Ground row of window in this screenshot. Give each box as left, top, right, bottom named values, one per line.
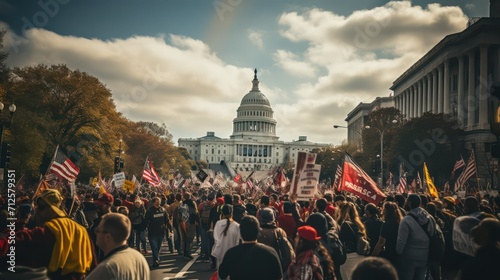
left=239, top=111, right=271, bottom=117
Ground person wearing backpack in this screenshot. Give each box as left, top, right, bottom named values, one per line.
left=396, top=194, right=440, bottom=280
left=199, top=193, right=216, bottom=262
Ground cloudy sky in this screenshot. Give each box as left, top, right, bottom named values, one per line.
left=0, top=0, right=490, bottom=145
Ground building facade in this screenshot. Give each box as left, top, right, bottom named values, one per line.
left=390, top=3, right=500, bottom=182
left=178, top=70, right=329, bottom=172
left=344, top=97, right=395, bottom=148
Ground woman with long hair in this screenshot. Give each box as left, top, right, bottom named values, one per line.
left=288, top=225, right=335, bottom=280
left=211, top=204, right=241, bottom=270
left=371, top=201, right=403, bottom=268
left=338, top=201, right=367, bottom=280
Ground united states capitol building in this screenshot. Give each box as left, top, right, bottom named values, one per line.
left=178, top=70, right=329, bottom=172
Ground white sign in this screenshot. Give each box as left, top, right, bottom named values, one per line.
left=452, top=215, right=479, bottom=256
left=295, top=164, right=321, bottom=201
left=113, top=172, right=126, bottom=188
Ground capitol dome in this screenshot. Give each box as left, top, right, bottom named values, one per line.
left=231, top=69, right=278, bottom=140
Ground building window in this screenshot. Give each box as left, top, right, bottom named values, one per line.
left=276, top=159, right=279, bottom=163
left=206, top=150, right=208, bottom=154
left=224, top=150, right=226, bottom=154
left=276, top=152, right=279, bottom=156
left=218, top=150, right=220, bottom=154
left=195, top=150, right=197, bottom=154
left=212, top=148, right=214, bottom=154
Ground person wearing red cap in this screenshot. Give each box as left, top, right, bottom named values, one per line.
left=288, top=225, right=335, bottom=280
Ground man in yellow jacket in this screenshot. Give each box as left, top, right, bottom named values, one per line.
left=0, top=189, right=95, bottom=279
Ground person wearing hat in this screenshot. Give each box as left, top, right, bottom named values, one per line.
left=218, top=215, right=283, bottom=280
left=211, top=204, right=240, bottom=270
left=287, top=225, right=335, bottom=280
left=0, top=189, right=94, bottom=279
left=89, top=192, right=115, bottom=261
left=257, top=207, right=295, bottom=273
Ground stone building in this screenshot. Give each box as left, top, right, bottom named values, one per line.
left=178, top=70, right=329, bottom=173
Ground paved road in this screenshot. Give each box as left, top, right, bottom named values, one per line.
left=143, top=242, right=215, bottom=280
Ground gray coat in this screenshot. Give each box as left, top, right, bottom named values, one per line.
left=396, top=207, right=437, bottom=263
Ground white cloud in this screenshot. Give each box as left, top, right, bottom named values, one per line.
left=273, top=50, right=316, bottom=78
left=0, top=1, right=470, bottom=146
left=247, top=30, right=264, bottom=49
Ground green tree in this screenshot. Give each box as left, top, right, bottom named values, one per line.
left=387, top=112, right=463, bottom=186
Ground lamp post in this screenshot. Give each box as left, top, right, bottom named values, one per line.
left=333, top=124, right=363, bottom=150
left=365, top=119, right=397, bottom=187
left=0, top=102, right=17, bottom=181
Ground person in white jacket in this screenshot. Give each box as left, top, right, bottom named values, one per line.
left=211, top=204, right=241, bottom=270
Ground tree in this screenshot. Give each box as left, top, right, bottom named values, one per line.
left=386, top=112, right=463, bottom=186
left=0, top=30, right=9, bottom=85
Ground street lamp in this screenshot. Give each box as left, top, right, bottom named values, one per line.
left=365, top=119, right=397, bottom=187
left=333, top=124, right=363, bottom=150
left=0, top=102, right=17, bottom=180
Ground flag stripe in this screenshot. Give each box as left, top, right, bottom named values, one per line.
left=142, top=160, right=161, bottom=186
left=49, top=150, right=80, bottom=182
left=454, top=151, right=476, bottom=191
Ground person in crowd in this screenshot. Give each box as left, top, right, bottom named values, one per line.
left=306, top=212, right=342, bottom=280
left=351, top=257, right=398, bottom=280
left=363, top=203, right=383, bottom=255
left=288, top=225, right=335, bottom=280
left=278, top=201, right=298, bottom=239
left=199, top=192, right=216, bottom=262
left=89, top=192, right=115, bottom=261
left=396, top=194, right=437, bottom=280
left=178, top=192, right=199, bottom=260
left=338, top=201, right=368, bottom=280
left=144, top=196, right=169, bottom=268
left=371, top=201, right=402, bottom=268
left=0, top=189, right=94, bottom=279
left=394, top=194, right=407, bottom=216
left=129, top=199, right=148, bottom=254
left=85, top=213, right=150, bottom=280
left=323, top=193, right=336, bottom=218
left=65, top=197, right=88, bottom=228
left=82, top=194, right=99, bottom=228
left=458, top=218, right=500, bottom=280
left=257, top=206, right=295, bottom=273
left=218, top=215, right=283, bottom=280
left=116, top=206, right=129, bottom=216
left=208, top=196, right=226, bottom=269
left=232, top=194, right=247, bottom=223
left=168, top=193, right=183, bottom=255
left=315, top=198, right=338, bottom=232
left=212, top=204, right=241, bottom=270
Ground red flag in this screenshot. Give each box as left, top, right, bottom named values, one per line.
left=142, top=159, right=161, bottom=187
left=341, top=154, right=386, bottom=205
left=234, top=173, right=243, bottom=183
left=273, top=167, right=284, bottom=187
left=49, top=148, right=80, bottom=182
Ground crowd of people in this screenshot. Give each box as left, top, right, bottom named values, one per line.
left=0, top=182, right=499, bottom=280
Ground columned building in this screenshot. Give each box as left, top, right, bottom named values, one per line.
left=344, top=97, right=394, bottom=148
left=178, top=70, right=329, bottom=172
left=389, top=1, right=500, bottom=183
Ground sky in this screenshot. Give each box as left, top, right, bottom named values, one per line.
left=0, top=0, right=491, bottom=146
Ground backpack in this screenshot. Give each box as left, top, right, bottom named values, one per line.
left=324, top=230, right=347, bottom=266
left=273, top=229, right=296, bottom=273
left=177, top=203, right=190, bottom=223
left=200, top=203, right=214, bottom=227
left=409, top=213, right=445, bottom=263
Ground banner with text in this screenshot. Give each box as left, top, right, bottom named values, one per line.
left=290, top=152, right=317, bottom=198
left=295, top=164, right=321, bottom=201
left=113, top=172, right=126, bottom=188
left=341, top=154, right=386, bottom=205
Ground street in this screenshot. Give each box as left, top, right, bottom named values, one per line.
left=144, top=242, right=215, bottom=280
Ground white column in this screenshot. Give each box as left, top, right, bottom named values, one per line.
left=479, top=45, right=489, bottom=127
left=427, top=74, right=433, bottom=113
left=457, top=55, right=465, bottom=127
left=467, top=51, right=476, bottom=128
left=443, top=60, right=450, bottom=114
left=422, top=78, right=427, bottom=113
left=438, top=64, right=444, bottom=113
left=418, top=80, right=423, bottom=117
left=433, top=70, right=439, bottom=113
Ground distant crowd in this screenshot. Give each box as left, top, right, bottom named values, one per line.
left=0, top=184, right=500, bottom=280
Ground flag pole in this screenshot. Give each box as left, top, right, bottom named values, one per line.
left=33, top=145, right=59, bottom=199
left=139, top=155, right=148, bottom=186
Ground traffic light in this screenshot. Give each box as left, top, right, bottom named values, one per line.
left=0, top=143, right=11, bottom=168
left=489, top=82, right=500, bottom=136
left=119, top=158, right=124, bottom=169
left=114, top=156, right=120, bottom=173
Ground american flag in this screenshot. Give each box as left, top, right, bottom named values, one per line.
left=246, top=177, right=254, bottom=189
left=332, top=164, right=343, bottom=191
left=450, top=156, right=466, bottom=179
left=49, top=148, right=80, bottom=182
left=142, top=159, right=161, bottom=187
left=397, top=176, right=407, bottom=194
left=454, top=150, right=476, bottom=192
